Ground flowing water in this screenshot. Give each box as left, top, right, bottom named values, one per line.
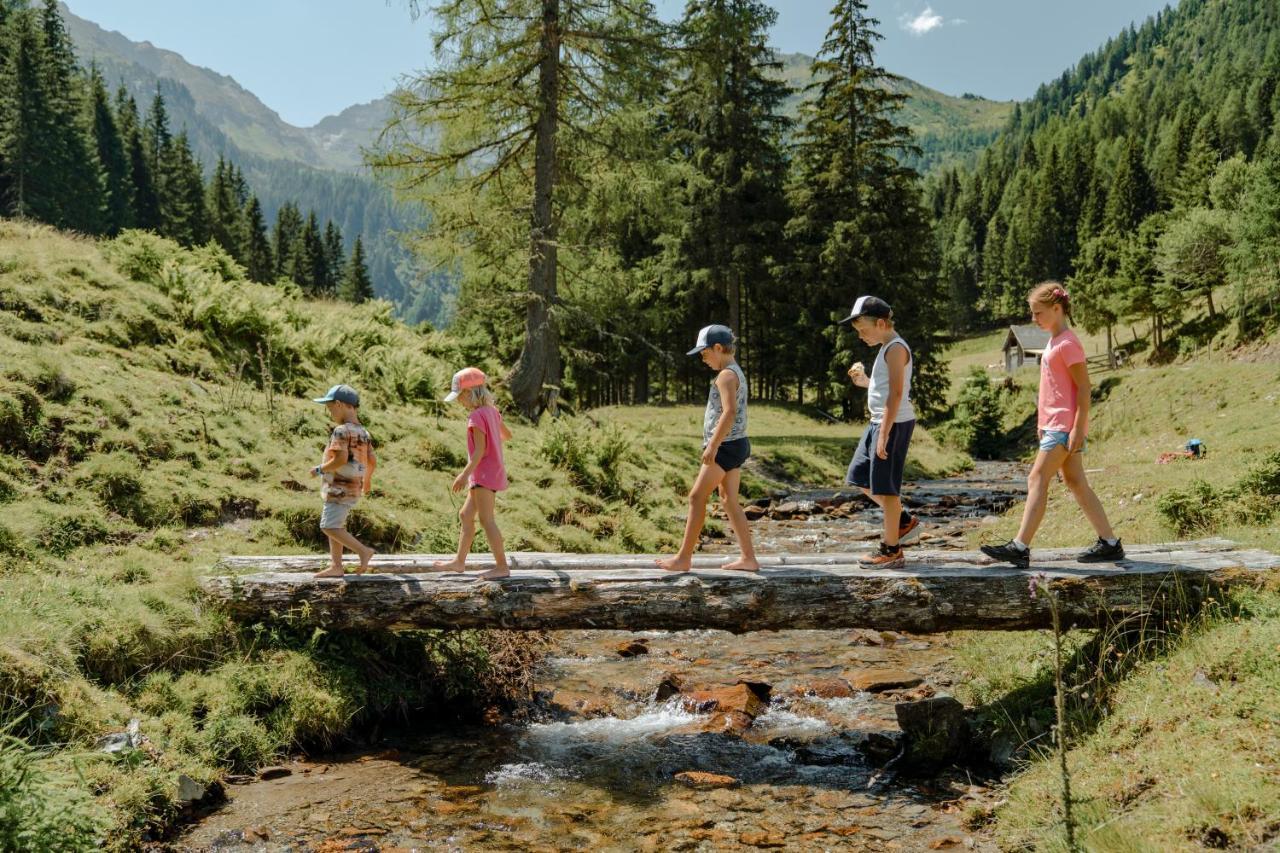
left=174, top=463, right=1024, bottom=852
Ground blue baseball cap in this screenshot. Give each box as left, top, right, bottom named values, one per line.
left=687, top=324, right=735, bottom=356
left=313, top=384, right=360, bottom=406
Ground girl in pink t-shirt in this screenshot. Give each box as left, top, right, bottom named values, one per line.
left=981, top=283, right=1124, bottom=568
left=432, top=367, right=513, bottom=579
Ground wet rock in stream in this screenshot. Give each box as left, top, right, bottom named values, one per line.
left=895, top=696, right=972, bottom=774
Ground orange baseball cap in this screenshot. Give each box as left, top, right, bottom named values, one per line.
left=443, top=367, right=486, bottom=401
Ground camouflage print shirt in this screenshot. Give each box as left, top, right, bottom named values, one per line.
left=321, top=423, right=374, bottom=504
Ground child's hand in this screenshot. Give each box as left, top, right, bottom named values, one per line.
left=875, top=433, right=890, bottom=460
left=451, top=472, right=469, bottom=493
left=309, top=465, right=321, bottom=478
left=848, top=362, right=868, bottom=387
left=1068, top=430, right=1085, bottom=453
left=701, top=444, right=717, bottom=466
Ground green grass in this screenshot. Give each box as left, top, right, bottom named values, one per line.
left=0, top=219, right=967, bottom=847
left=947, top=343, right=1280, bottom=850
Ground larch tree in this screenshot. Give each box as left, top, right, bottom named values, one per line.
left=373, top=0, right=667, bottom=418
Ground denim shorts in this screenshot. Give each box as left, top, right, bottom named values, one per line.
left=320, top=500, right=355, bottom=530
left=1039, top=430, right=1085, bottom=453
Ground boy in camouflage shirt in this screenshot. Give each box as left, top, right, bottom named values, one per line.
left=310, top=384, right=377, bottom=578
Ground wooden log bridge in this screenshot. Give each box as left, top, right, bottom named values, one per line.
left=199, top=540, right=1279, bottom=633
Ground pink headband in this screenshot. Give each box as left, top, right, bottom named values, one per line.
left=1053, top=287, right=1068, bottom=300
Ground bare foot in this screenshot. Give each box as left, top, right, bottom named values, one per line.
left=430, top=559, right=466, bottom=572
left=470, top=565, right=510, bottom=580
left=721, top=557, right=760, bottom=572
left=354, top=547, right=376, bottom=575
left=314, top=565, right=345, bottom=579
left=656, top=555, right=692, bottom=573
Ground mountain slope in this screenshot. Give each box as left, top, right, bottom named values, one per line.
left=60, top=4, right=451, bottom=326
left=775, top=52, right=1014, bottom=173
left=930, top=0, right=1280, bottom=332
left=62, top=4, right=360, bottom=171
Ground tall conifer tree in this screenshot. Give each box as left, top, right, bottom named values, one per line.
left=242, top=195, right=274, bottom=283
left=340, top=235, right=375, bottom=304
left=0, top=7, right=52, bottom=219
left=272, top=201, right=303, bottom=281
left=116, top=87, right=160, bottom=230
left=37, top=0, right=104, bottom=232
left=89, top=67, right=131, bottom=234
left=322, top=220, right=345, bottom=293
left=786, top=0, right=941, bottom=410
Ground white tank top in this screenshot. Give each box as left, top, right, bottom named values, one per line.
left=867, top=335, right=915, bottom=424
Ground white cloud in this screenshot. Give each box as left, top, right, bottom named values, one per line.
left=902, top=7, right=945, bottom=36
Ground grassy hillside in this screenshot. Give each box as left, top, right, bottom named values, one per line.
left=0, top=219, right=965, bottom=847
left=946, top=342, right=1280, bottom=849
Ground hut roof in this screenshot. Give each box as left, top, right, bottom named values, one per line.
left=1004, top=324, right=1051, bottom=353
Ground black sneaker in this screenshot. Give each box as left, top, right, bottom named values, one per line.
left=980, top=540, right=1030, bottom=569
left=1078, top=538, right=1125, bottom=563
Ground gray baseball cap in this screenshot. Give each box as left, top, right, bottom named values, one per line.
left=313, top=384, right=360, bottom=406
left=687, top=324, right=735, bottom=356
left=837, top=295, right=892, bottom=324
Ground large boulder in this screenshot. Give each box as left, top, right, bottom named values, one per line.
left=681, top=681, right=771, bottom=718
left=670, top=681, right=773, bottom=736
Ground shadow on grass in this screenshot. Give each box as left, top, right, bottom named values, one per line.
left=968, top=572, right=1261, bottom=765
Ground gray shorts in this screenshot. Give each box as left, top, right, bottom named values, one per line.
left=320, top=501, right=355, bottom=530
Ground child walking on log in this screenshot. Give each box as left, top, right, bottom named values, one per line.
left=843, top=296, right=920, bottom=569
left=657, top=324, right=759, bottom=573
left=981, top=282, right=1124, bottom=568
left=310, top=384, right=377, bottom=579
left=432, top=368, right=513, bottom=579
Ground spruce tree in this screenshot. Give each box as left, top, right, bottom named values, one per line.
left=89, top=66, right=132, bottom=234
left=37, top=0, right=105, bottom=232
left=339, top=235, right=375, bottom=304
left=117, top=88, right=161, bottom=231
left=206, top=155, right=244, bottom=259
left=322, top=220, right=345, bottom=293
left=143, top=90, right=173, bottom=225
left=1105, top=138, right=1157, bottom=235
left=0, top=7, right=52, bottom=219
left=785, top=0, right=941, bottom=410
left=159, top=131, right=208, bottom=246
left=292, top=211, right=326, bottom=293
left=665, top=0, right=790, bottom=384
left=242, top=195, right=274, bottom=283
left=1173, top=119, right=1220, bottom=211
left=272, top=201, right=303, bottom=281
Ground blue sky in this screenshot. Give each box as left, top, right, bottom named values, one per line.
left=64, top=0, right=1172, bottom=127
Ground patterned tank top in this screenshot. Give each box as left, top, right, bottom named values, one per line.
left=703, top=361, right=749, bottom=447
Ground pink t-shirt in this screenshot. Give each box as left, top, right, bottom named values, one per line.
left=467, top=405, right=508, bottom=491
left=1038, top=328, right=1086, bottom=431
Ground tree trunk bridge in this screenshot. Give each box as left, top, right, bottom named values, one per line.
left=199, top=540, right=1278, bottom=633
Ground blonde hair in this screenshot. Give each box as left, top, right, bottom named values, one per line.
left=1029, top=281, right=1071, bottom=318
left=463, top=385, right=495, bottom=408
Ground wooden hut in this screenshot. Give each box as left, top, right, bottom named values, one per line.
left=1002, top=324, right=1051, bottom=372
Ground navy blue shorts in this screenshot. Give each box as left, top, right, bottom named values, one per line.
left=846, top=420, right=915, bottom=497
left=712, top=437, right=751, bottom=472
